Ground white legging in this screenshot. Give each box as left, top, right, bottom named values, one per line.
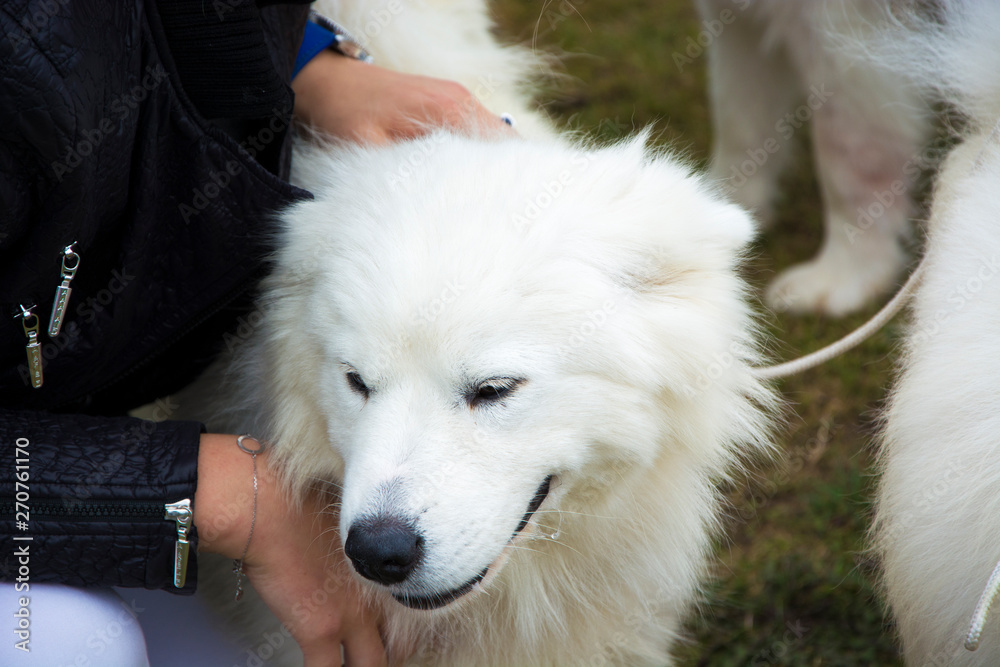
left=0, top=583, right=149, bottom=666
left=0, top=582, right=257, bottom=666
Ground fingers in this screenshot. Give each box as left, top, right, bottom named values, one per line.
left=339, top=572, right=388, bottom=667
left=296, top=603, right=386, bottom=667
left=342, top=618, right=388, bottom=667
left=300, top=637, right=347, bottom=667
left=300, top=635, right=386, bottom=667
left=365, top=73, right=516, bottom=142
left=292, top=53, right=516, bottom=144
left=245, top=486, right=388, bottom=667
left=416, top=79, right=518, bottom=140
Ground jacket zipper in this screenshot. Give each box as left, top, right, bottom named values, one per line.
left=0, top=497, right=193, bottom=588
left=163, top=499, right=193, bottom=587
left=47, top=242, right=81, bottom=337
left=7, top=243, right=81, bottom=390
left=14, top=305, right=43, bottom=389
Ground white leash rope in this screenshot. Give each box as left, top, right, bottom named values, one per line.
left=966, top=558, right=1000, bottom=651
left=753, top=258, right=926, bottom=380
left=756, top=121, right=1000, bottom=381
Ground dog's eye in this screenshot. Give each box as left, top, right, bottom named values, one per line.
left=469, top=378, right=522, bottom=407
left=346, top=370, right=370, bottom=398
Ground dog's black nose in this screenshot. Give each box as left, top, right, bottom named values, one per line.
left=345, top=517, right=423, bottom=585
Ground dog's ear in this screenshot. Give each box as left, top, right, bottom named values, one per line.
left=570, top=143, right=759, bottom=293
left=544, top=149, right=770, bottom=449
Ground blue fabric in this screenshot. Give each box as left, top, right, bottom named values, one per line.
left=293, top=21, right=337, bottom=79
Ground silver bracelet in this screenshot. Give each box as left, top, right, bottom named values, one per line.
left=232, top=434, right=266, bottom=602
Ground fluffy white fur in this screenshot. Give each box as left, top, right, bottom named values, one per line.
left=206, top=132, right=776, bottom=666
left=874, top=1, right=1000, bottom=663
left=186, top=2, right=778, bottom=665
left=697, top=0, right=930, bottom=316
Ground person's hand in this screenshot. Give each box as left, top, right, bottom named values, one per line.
left=195, top=434, right=386, bottom=667
left=292, top=50, right=513, bottom=143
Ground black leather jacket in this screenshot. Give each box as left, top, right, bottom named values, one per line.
left=0, top=0, right=310, bottom=593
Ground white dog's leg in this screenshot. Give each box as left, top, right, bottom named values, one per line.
left=698, top=0, right=801, bottom=225
left=764, top=2, right=929, bottom=316
left=765, top=97, right=921, bottom=315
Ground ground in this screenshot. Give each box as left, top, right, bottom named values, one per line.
left=493, top=1, right=914, bottom=664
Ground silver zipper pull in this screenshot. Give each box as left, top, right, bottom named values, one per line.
left=48, top=242, right=80, bottom=336
left=17, top=305, right=43, bottom=389
left=164, top=499, right=193, bottom=588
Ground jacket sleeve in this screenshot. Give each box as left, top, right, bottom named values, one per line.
left=0, top=409, right=203, bottom=594
left=0, top=0, right=308, bottom=596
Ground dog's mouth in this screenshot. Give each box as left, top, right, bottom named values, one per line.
left=513, top=474, right=553, bottom=536
left=391, top=474, right=554, bottom=610
left=391, top=565, right=489, bottom=610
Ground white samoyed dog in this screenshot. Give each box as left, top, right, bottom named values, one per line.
left=696, top=0, right=930, bottom=316
left=875, top=1, right=1000, bottom=664
left=227, top=134, right=775, bottom=666
left=189, top=1, right=777, bottom=665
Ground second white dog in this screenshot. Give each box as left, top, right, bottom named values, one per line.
left=875, top=1, right=1000, bottom=663
left=697, top=0, right=930, bottom=316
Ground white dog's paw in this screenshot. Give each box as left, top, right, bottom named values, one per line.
left=766, top=244, right=907, bottom=317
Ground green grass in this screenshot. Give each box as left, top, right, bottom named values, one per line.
left=493, top=2, right=907, bottom=664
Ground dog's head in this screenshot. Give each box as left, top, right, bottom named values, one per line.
left=258, top=133, right=772, bottom=610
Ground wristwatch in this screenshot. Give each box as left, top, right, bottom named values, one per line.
left=293, top=11, right=374, bottom=79
left=308, top=11, right=374, bottom=64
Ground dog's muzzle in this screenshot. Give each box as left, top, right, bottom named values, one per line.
left=349, top=475, right=554, bottom=610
